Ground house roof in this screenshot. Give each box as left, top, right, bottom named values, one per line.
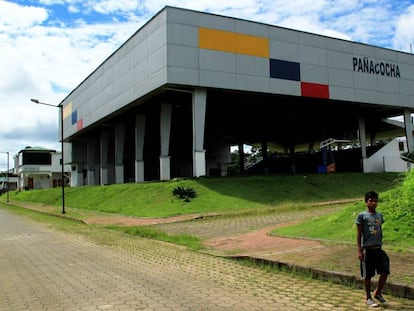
left=18, top=146, right=57, bottom=153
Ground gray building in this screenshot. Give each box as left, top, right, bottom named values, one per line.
left=60, top=6, right=414, bottom=186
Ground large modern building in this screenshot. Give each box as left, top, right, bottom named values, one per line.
left=60, top=6, right=414, bottom=186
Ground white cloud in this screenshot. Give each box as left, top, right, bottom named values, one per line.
left=0, top=1, right=144, bottom=170
left=0, top=1, right=48, bottom=32
left=393, top=4, right=414, bottom=53
left=89, top=0, right=141, bottom=15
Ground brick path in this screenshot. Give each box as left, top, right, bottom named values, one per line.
left=1, top=206, right=413, bottom=310
left=153, top=208, right=414, bottom=296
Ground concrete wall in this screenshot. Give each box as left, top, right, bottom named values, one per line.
left=61, top=9, right=169, bottom=139
left=165, top=7, right=414, bottom=106
left=363, top=138, right=410, bottom=173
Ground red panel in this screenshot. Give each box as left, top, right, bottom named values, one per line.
left=77, top=119, right=83, bottom=131
left=301, top=82, right=329, bottom=99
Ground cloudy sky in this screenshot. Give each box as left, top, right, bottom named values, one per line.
left=1, top=0, right=414, bottom=170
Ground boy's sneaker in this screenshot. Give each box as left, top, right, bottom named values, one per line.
left=366, top=298, right=379, bottom=308
left=374, top=294, right=386, bottom=304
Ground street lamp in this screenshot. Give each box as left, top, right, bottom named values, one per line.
left=31, top=98, right=65, bottom=214
left=0, top=151, right=9, bottom=203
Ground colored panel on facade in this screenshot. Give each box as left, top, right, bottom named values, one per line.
left=77, top=119, right=83, bottom=131
left=71, top=111, right=77, bottom=125
left=235, top=33, right=269, bottom=58
left=269, top=59, right=301, bottom=81
left=301, top=82, right=330, bottom=99
left=198, top=28, right=269, bottom=58
left=199, top=28, right=235, bottom=53
left=63, top=101, right=72, bottom=119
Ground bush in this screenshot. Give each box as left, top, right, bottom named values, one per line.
left=172, top=186, right=197, bottom=202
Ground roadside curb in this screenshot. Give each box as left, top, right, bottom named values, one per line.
left=230, top=255, right=414, bottom=299
left=3, top=202, right=87, bottom=224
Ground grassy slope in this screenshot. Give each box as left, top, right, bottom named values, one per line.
left=8, top=173, right=401, bottom=217
left=273, top=173, right=414, bottom=251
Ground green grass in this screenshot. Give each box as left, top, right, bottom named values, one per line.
left=272, top=203, right=360, bottom=242
left=7, top=173, right=401, bottom=217
left=105, top=225, right=203, bottom=251
left=272, top=172, right=414, bottom=252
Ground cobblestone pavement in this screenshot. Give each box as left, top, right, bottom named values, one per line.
left=1, top=208, right=414, bottom=310
left=153, top=208, right=414, bottom=296
left=151, top=207, right=344, bottom=239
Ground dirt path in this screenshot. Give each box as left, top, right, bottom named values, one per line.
left=204, top=225, right=323, bottom=257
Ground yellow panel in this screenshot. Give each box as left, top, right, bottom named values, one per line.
left=199, top=28, right=236, bottom=53
left=235, top=33, right=269, bottom=58
left=63, top=102, right=72, bottom=119
left=199, top=27, right=269, bottom=58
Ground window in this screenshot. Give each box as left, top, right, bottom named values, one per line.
left=399, top=141, right=404, bottom=151
left=22, top=152, right=52, bottom=165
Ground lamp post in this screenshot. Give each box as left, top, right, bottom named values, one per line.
left=0, top=151, right=9, bottom=203
left=31, top=98, right=65, bottom=214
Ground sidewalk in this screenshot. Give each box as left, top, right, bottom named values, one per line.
left=7, top=200, right=414, bottom=300
left=205, top=226, right=414, bottom=300
left=144, top=207, right=414, bottom=300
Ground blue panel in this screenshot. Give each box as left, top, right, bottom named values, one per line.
left=269, top=59, right=301, bottom=81
left=71, top=111, right=77, bottom=125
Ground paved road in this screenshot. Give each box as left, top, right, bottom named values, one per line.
left=0, top=208, right=412, bottom=311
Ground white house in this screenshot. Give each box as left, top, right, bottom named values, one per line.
left=15, top=147, right=71, bottom=190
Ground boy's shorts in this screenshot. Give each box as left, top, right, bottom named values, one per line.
left=360, top=248, right=390, bottom=279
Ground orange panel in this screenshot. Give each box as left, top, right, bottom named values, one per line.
left=199, top=28, right=269, bottom=58
left=199, top=28, right=236, bottom=53
left=235, top=33, right=269, bottom=58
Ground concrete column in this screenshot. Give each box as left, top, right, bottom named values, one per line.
left=70, top=141, right=87, bottom=186
left=359, top=116, right=368, bottom=172
left=358, top=116, right=367, bottom=158
left=192, top=88, right=207, bottom=177
left=238, top=143, right=245, bottom=172
left=369, top=132, right=376, bottom=146
left=77, top=165, right=84, bottom=187
left=219, top=163, right=227, bottom=176
left=403, top=108, right=414, bottom=153
left=70, top=164, right=82, bottom=187
left=87, top=138, right=96, bottom=186
left=135, top=114, right=146, bottom=182
left=160, top=156, right=171, bottom=181
left=115, top=123, right=125, bottom=184
left=160, top=104, right=172, bottom=180
left=100, top=131, right=110, bottom=185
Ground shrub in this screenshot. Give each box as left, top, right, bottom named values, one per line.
left=172, top=186, right=197, bottom=202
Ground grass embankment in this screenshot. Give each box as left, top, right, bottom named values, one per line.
left=272, top=171, right=414, bottom=252
left=8, top=173, right=400, bottom=217
left=2, top=172, right=411, bottom=251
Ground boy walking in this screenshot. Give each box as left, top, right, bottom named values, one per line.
left=356, top=191, right=390, bottom=307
